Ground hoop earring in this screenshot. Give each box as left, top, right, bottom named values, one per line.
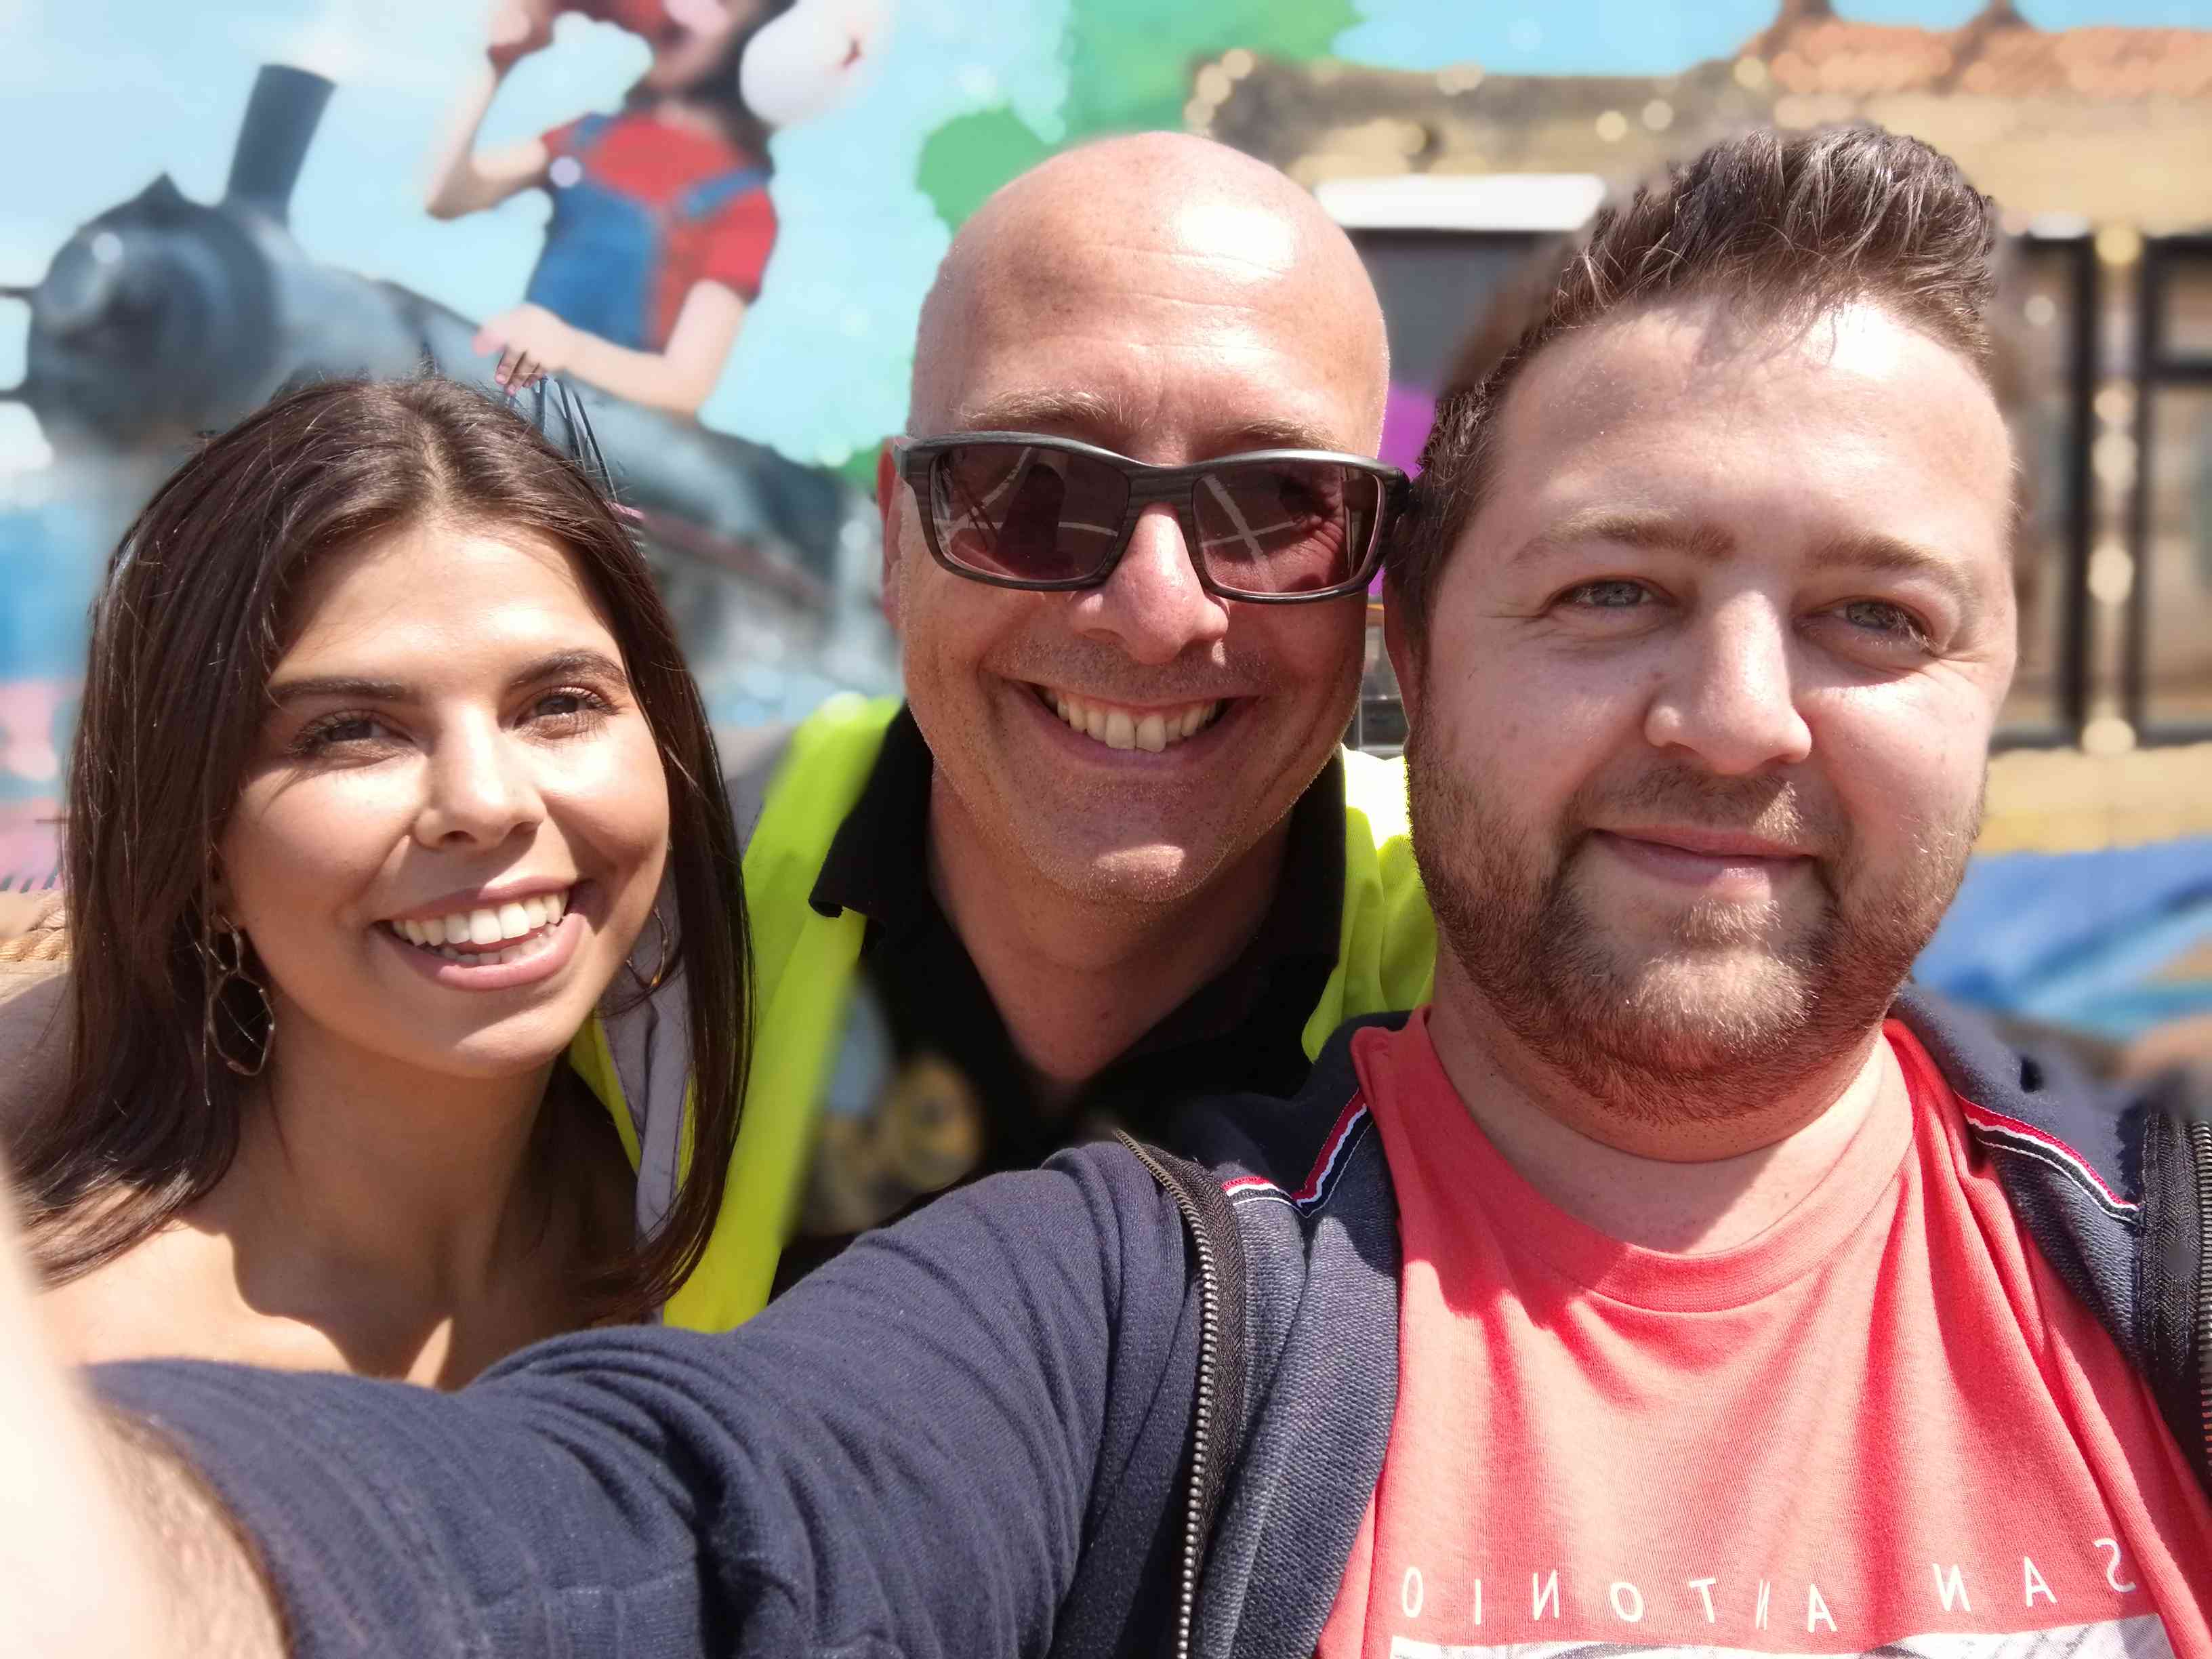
left=639, top=901, right=675, bottom=994
left=204, top=923, right=274, bottom=1078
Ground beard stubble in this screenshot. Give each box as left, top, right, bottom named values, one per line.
left=1405, top=724, right=1978, bottom=1128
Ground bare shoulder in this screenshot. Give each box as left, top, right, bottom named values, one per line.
left=40, top=1225, right=337, bottom=1373
left=39, top=1227, right=229, bottom=1368
left=43, top=1185, right=373, bottom=1374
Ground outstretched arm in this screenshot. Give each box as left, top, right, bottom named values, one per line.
left=88, top=1150, right=1199, bottom=1655
left=0, top=1174, right=279, bottom=1657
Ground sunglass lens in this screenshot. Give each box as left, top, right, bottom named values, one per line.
left=929, top=443, right=1128, bottom=583
left=1192, top=462, right=1380, bottom=596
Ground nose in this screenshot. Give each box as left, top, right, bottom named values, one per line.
left=1642, top=595, right=1813, bottom=775
left=410, top=716, right=544, bottom=851
left=1068, top=504, right=1231, bottom=665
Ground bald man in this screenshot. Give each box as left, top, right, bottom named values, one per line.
left=653, top=131, right=1432, bottom=1315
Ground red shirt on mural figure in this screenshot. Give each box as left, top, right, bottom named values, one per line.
left=1319, top=1013, right=2212, bottom=1658
left=535, top=110, right=778, bottom=349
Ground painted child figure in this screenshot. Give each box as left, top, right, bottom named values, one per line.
left=426, top=0, right=885, bottom=416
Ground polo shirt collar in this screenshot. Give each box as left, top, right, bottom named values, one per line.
left=807, top=703, right=1345, bottom=975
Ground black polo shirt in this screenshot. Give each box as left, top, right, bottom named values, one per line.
left=773, top=706, right=1343, bottom=1288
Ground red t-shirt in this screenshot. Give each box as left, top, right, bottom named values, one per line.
left=1318, top=1012, right=2212, bottom=1657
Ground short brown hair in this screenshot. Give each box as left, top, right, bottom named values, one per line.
left=1389, top=125, right=2001, bottom=641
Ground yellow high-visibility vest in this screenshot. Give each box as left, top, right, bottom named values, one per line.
left=574, top=694, right=1435, bottom=1330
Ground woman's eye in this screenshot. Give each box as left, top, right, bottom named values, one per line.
left=1564, top=579, right=1650, bottom=609
left=528, top=687, right=611, bottom=729
left=293, top=714, right=393, bottom=754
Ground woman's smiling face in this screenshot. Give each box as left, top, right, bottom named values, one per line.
left=219, top=519, right=670, bottom=1084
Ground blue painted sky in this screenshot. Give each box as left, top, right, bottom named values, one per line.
left=1, top=0, right=2207, bottom=475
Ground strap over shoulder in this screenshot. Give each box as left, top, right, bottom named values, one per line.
left=1117, top=1132, right=1250, bottom=1652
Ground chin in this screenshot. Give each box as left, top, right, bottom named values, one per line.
left=1599, top=956, right=1816, bottom=1052
left=423, top=1045, right=577, bottom=1085
left=411, top=1017, right=594, bottom=1082
left=1048, top=840, right=1220, bottom=907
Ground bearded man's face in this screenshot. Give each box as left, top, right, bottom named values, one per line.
left=1391, top=297, right=2018, bottom=1122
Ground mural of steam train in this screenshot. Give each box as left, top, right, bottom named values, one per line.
left=1, top=63, right=895, bottom=712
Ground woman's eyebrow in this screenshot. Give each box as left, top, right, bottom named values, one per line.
left=265, top=651, right=629, bottom=708
left=265, top=675, right=409, bottom=708
left=512, top=649, right=630, bottom=689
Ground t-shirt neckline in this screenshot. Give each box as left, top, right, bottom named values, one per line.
left=1358, top=1010, right=1921, bottom=1314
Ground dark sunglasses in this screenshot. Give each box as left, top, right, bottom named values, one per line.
left=892, top=432, right=1408, bottom=603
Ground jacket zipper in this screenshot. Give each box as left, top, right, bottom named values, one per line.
left=2192, top=1120, right=2212, bottom=1479
left=1120, top=1137, right=1225, bottom=1659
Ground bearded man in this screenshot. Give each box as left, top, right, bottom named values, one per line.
left=0, top=125, right=2204, bottom=1659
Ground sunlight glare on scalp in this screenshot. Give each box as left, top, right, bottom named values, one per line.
left=1168, top=199, right=1300, bottom=281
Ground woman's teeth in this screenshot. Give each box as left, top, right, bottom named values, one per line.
left=386, top=889, right=569, bottom=964
left=1044, top=691, right=1223, bottom=752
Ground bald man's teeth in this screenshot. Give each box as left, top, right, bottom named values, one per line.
left=1046, top=691, right=1221, bottom=752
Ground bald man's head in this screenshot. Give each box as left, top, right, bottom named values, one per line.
left=910, top=133, right=1388, bottom=441
left=878, top=133, right=1390, bottom=923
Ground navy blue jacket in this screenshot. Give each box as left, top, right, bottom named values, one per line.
left=98, top=992, right=2210, bottom=1657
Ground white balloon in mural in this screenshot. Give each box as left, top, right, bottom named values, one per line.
left=740, top=0, right=894, bottom=131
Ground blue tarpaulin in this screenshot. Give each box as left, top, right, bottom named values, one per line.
left=1914, top=837, right=2212, bottom=1040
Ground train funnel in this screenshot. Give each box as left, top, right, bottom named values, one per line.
left=223, top=65, right=335, bottom=226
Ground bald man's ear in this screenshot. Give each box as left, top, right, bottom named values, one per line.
left=876, top=440, right=906, bottom=632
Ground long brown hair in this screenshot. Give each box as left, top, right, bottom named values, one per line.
left=14, top=375, right=751, bottom=1313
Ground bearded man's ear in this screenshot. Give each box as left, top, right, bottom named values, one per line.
left=1382, top=581, right=1422, bottom=731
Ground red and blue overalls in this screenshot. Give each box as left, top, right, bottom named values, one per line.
left=526, top=110, right=777, bottom=353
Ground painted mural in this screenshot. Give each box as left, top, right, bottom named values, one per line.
left=2, top=0, right=2209, bottom=1044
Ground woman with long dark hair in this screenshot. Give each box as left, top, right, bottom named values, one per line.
left=12, top=375, right=748, bottom=1383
